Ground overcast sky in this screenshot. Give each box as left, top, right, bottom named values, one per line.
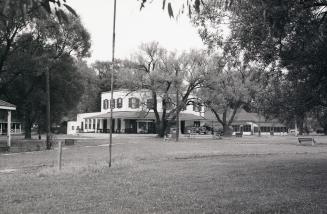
left=68, top=0, right=204, bottom=63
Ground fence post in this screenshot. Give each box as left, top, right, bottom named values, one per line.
left=58, top=141, right=62, bottom=170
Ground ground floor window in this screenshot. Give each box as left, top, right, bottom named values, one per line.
left=194, top=121, right=200, bottom=127
left=232, top=125, right=240, bottom=132
left=243, top=125, right=251, bottom=132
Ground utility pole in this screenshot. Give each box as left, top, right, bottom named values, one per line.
left=109, top=0, right=117, bottom=167
left=45, top=68, right=51, bottom=149
left=175, top=68, right=179, bottom=142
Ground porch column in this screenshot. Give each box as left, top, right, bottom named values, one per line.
left=0, top=123, right=2, bottom=135
left=7, top=110, right=11, bottom=147
left=121, top=119, right=125, bottom=133
left=95, top=118, right=98, bottom=133
left=99, top=119, right=103, bottom=132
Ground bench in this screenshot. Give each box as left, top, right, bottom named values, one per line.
left=298, top=137, right=316, bottom=146
left=64, top=139, right=76, bottom=146
left=235, top=132, right=243, bottom=137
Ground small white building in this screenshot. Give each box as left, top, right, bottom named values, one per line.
left=67, top=89, right=206, bottom=135
left=205, top=109, right=287, bottom=136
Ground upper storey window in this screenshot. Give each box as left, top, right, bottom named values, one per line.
left=128, top=97, right=140, bottom=109
left=193, top=103, right=202, bottom=112
left=146, top=99, right=154, bottom=109
left=117, top=98, right=123, bottom=108
left=110, top=99, right=115, bottom=109
left=103, top=99, right=109, bottom=109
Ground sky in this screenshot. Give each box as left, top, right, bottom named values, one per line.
left=68, top=0, right=205, bottom=63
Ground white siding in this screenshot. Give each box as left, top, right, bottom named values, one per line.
left=101, top=89, right=205, bottom=116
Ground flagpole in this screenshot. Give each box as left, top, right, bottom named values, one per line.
left=109, top=0, right=117, bottom=167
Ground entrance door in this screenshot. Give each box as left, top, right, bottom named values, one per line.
left=103, top=119, right=107, bottom=133
left=111, top=119, right=115, bottom=133
left=148, top=121, right=156, bottom=134
left=125, top=120, right=137, bottom=133
left=117, top=119, right=121, bottom=133
left=181, top=120, right=185, bottom=134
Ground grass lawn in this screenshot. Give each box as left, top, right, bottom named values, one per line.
left=0, top=135, right=327, bottom=213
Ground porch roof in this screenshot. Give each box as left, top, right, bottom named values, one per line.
left=0, top=100, right=16, bottom=111
left=85, top=111, right=206, bottom=121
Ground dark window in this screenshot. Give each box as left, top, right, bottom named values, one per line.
left=232, top=125, right=239, bottom=132
left=93, top=119, right=95, bottom=129
left=110, top=99, right=115, bottom=109
left=262, top=126, right=268, bottom=132
left=128, top=97, right=140, bottom=109
left=194, top=121, right=200, bottom=127
left=193, top=102, right=202, bottom=112
left=72, top=126, right=74, bottom=130
left=85, top=120, right=87, bottom=129
left=117, top=98, right=123, bottom=108
left=147, top=99, right=154, bottom=109
left=243, top=125, right=251, bottom=132
left=89, top=119, right=91, bottom=129
left=103, top=99, right=109, bottom=109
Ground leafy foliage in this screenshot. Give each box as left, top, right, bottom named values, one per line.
left=0, top=6, right=91, bottom=138
left=200, top=47, right=262, bottom=135
left=120, top=41, right=208, bottom=137
left=1, top=0, right=78, bottom=23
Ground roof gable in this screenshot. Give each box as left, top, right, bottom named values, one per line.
left=0, top=100, right=16, bottom=110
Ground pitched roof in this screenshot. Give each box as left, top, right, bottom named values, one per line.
left=204, top=108, right=284, bottom=126
left=0, top=100, right=16, bottom=110
left=85, top=111, right=206, bottom=121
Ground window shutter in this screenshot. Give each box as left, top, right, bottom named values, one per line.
left=147, top=99, right=153, bottom=109
left=104, top=99, right=109, bottom=109
left=128, top=98, right=132, bottom=108
left=135, top=98, right=140, bottom=108
left=117, top=98, right=122, bottom=108
left=111, top=99, right=115, bottom=109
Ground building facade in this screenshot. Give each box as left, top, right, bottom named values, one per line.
left=204, top=109, right=287, bottom=136
left=67, top=89, right=206, bottom=135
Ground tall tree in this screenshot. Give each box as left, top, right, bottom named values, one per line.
left=193, top=0, right=327, bottom=106
left=201, top=48, right=262, bottom=136
left=3, top=33, right=86, bottom=138
left=1, top=12, right=90, bottom=139
left=121, top=42, right=208, bottom=137
left=72, top=60, right=101, bottom=114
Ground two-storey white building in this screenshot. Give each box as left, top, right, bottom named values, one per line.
left=67, top=89, right=205, bottom=135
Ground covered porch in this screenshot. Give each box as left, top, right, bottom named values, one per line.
left=0, top=100, right=17, bottom=147
left=83, top=111, right=206, bottom=134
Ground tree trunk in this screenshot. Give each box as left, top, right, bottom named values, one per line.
left=157, top=120, right=168, bottom=138
left=223, top=124, right=232, bottom=136
left=24, top=107, right=32, bottom=139
left=297, top=115, right=304, bottom=135
left=24, top=121, right=32, bottom=139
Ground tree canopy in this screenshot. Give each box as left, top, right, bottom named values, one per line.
left=0, top=3, right=91, bottom=138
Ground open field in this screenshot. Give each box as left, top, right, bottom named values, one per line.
left=1, top=135, right=327, bottom=213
